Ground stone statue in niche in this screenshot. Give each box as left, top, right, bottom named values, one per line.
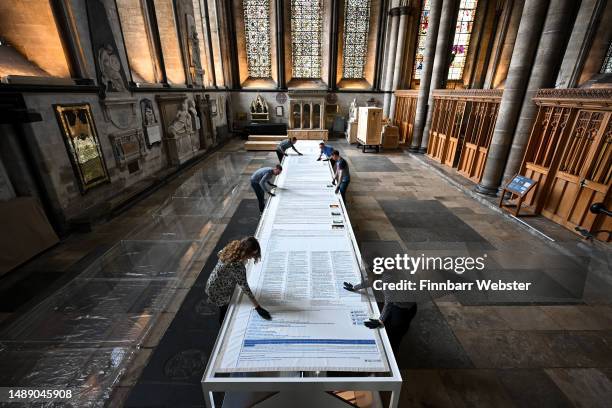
left=98, top=44, right=126, bottom=92
left=140, top=99, right=161, bottom=147
left=250, top=94, right=269, bottom=122
left=143, top=101, right=157, bottom=127
left=186, top=16, right=204, bottom=85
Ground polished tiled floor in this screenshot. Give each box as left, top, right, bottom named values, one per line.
left=0, top=138, right=611, bottom=407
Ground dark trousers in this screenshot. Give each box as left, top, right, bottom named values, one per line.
left=338, top=180, right=350, bottom=202
left=276, top=149, right=284, bottom=163
left=251, top=181, right=265, bottom=212
left=219, top=304, right=228, bottom=325
left=385, top=303, right=418, bottom=356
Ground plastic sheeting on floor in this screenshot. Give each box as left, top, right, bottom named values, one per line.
left=0, top=153, right=253, bottom=407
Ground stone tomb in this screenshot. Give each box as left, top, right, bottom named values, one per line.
left=156, top=94, right=202, bottom=166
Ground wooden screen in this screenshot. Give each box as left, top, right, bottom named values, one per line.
left=393, top=90, right=418, bottom=145
left=457, top=100, right=499, bottom=181
left=426, top=90, right=502, bottom=182
left=520, top=89, right=612, bottom=241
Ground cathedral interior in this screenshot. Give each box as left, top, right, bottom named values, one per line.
left=0, top=0, right=611, bottom=407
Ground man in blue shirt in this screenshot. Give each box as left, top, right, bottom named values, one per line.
left=276, top=137, right=303, bottom=162
left=331, top=150, right=350, bottom=202
left=317, top=142, right=336, bottom=169
left=250, top=164, right=282, bottom=213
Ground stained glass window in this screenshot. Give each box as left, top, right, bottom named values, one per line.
left=600, top=41, right=612, bottom=74
left=243, top=0, right=272, bottom=78
left=413, top=0, right=430, bottom=80
left=448, top=0, right=478, bottom=80
left=291, top=0, right=323, bottom=78
left=342, top=0, right=371, bottom=79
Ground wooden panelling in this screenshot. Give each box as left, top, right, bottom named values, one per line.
left=393, top=90, right=418, bottom=145
left=519, top=88, right=612, bottom=242
left=425, top=90, right=502, bottom=182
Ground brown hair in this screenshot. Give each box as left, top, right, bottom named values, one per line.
left=218, top=236, right=261, bottom=263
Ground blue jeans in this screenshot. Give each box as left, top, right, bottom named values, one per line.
left=251, top=181, right=265, bottom=212
left=338, top=179, right=350, bottom=202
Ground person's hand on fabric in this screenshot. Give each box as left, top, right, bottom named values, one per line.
left=364, top=318, right=383, bottom=329
left=331, top=179, right=337, bottom=185
left=256, top=306, right=272, bottom=320
left=343, top=282, right=355, bottom=292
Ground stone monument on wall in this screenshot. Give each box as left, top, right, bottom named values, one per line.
left=156, top=95, right=202, bottom=166
left=86, top=0, right=138, bottom=131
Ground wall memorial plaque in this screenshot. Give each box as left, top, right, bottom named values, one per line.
left=54, top=104, right=110, bottom=193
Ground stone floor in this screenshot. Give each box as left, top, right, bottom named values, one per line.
left=0, top=137, right=610, bottom=407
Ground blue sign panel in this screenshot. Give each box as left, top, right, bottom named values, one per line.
left=506, top=175, right=536, bottom=196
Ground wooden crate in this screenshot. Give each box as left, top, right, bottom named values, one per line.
left=382, top=125, right=399, bottom=149
left=356, top=107, right=382, bottom=145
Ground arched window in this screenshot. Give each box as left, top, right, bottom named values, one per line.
left=413, top=0, right=478, bottom=81
left=291, top=0, right=323, bottom=78
left=342, top=0, right=371, bottom=79
left=413, top=0, right=430, bottom=80
left=242, top=0, right=272, bottom=78
left=601, top=41, right=612, bottom=74
left=448, top=0, right=478, bottom=80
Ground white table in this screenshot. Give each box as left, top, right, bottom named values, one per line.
left=202, top=141, right=401, bottom=407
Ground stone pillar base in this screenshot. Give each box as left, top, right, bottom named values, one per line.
left=475, top=183, right=500, bottom=197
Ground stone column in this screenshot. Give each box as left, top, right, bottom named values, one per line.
left=555, top=0, right=605, bottom=88
left=475, top=0, right=550, bottom=195
left=421, top=0, right=458, bottom=151
left=409, top=0, right=443, bottom=152
left=299, top=103, right=304, bottom=129
left=276, top=0, right=286, bottom=89
left=310, top=103, right=314, bottom=129
left=389, top=6, right=411, bottom=119
left=320, top=104, right=325, bottom=128
left=502, top=0, right=575, bottom=182
left=382, top=8, right=401, bottom=117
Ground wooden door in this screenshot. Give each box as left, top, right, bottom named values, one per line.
left=542, top=111, right=611, bottom=239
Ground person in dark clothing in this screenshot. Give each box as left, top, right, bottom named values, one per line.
left=250, top=164, right=282, bottom=213
left=276, top=137, right=303, bottom=162
left=331, top=150, right=350, bottom=202
left=205, top=236, right=271, bottom=325
left=344, top=272, right=417, bottom=356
